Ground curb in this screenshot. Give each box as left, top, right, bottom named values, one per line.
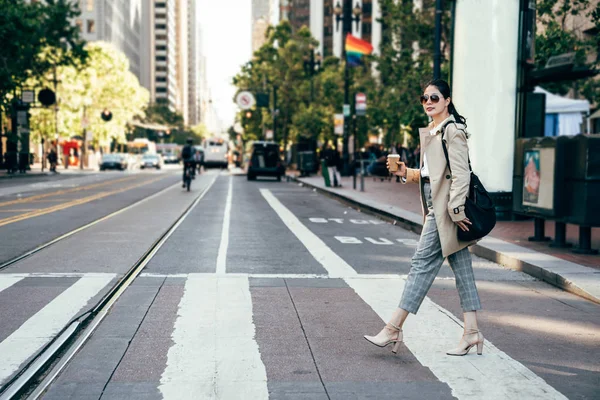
left=288, top=174, right=600, bottom=305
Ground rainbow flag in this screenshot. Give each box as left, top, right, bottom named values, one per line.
left=345, top=34, right=373, bottom=67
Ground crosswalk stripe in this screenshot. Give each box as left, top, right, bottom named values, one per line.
left=260, top=189, right=357, bottom=278
left=346, top=277, right=568, bottom=400
left=0, top=276, right=24, bottom=294
left=216, top=176, right=233, bottom=274
left=159, top=274, right=268, bottom=399
left=259, top=189, right=566, bottom=399
left=0, top=274, right=115, bottom=386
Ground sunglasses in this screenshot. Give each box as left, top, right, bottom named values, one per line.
left=420, top=94, right=442, bottom=105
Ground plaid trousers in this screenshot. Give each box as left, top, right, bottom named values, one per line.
left=399, top=183, right=482, bottom=314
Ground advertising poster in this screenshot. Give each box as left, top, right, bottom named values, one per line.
left=523, top=150, right=540, bottom=204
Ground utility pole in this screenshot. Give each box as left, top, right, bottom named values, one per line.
left=80, top=106, right=87, bottom=170
left=334, top=0, right=361, bottom=176
left=53, top=66, right=61, bottom=168
left=342, top=0, right=352, bottom=175
left=272, top=85, right=278, bottom=141
left=433, top=0, right=443, bottom=79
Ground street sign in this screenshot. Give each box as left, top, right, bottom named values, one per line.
left=343, top=104, right=351, bottom=117
left=256, top=93, right=269, bottom=108
left=21, top=90, right=35, bottom=104
left=236, top=91, right=256, bottom=110
left=356, top=92, right=367, bottom=116
left=334, top=114, right=344, bottom=135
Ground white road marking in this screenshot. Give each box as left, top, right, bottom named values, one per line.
left=258, top=190, right=566, bottom=398
left=365, top=237, right=394, bottom=245
left=346, top=277, right=568, bottom=400
left=159, top=274, right=268, bottom=399
left=0, top=273, right=115, bottom=386
left=216, top=176, right=233, bottom=274
left=0, top=276, right=24, bottom=294
left=260, top=189, right=357, bottom=278
left=1, top=272, right=119, bottom=279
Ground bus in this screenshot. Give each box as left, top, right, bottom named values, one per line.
left=201, top=136, right=229, bottom=168
left=128, top=138, right=157, bottom=156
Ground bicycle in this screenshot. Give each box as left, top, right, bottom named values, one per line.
left=183, top=161, right=193, bottom=191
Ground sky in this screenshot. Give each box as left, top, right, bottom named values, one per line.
left=197, top=0, right=253, bottom=130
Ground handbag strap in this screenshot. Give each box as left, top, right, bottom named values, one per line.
left=440, top=121, right=472, bottom=175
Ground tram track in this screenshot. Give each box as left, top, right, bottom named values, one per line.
left=0, top=174, right=218, bottom=399
left=0, top=177, right=180, bottom=271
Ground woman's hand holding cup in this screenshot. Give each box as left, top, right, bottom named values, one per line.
left=386, top=154, right=406, bottom=177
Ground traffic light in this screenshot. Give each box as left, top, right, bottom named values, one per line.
left=101, top=109, right=113, bottom=121
left=245, top=111, right=252, bottom=119
left=38, top=88, right=56, bottom=106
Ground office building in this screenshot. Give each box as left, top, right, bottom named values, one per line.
left=176, top=0, right=189, bottom=123
left=188, top=0, right=202, bottom=125
left=74, top=0, right=143, bottom=79
left=252, top=0, right=272, bottom=52
left=141, top=0, right=179, bottom=111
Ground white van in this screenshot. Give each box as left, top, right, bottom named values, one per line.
left=202, top=137, right=229, bottom=168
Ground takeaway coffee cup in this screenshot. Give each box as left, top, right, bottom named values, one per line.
left=387, top=154, right=400, bottom=172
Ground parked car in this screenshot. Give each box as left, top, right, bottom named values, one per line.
left=100, top=154, right=128, bottom=171
left=140, top=154, right=163, bottom=170
left=247, top=141, right=284, bottom=181
left=162, top=152, right=179, bottom=164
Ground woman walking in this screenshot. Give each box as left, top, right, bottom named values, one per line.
left=364, top=79, right=484, bottom=356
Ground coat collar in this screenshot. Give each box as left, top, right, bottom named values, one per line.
left=419, top=115, right=455, bottom=152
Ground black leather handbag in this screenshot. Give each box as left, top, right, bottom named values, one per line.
left=441, top=124, right=496, bottom=242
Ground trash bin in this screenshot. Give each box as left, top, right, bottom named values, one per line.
left=564, top=134, right=600, bottom=226
left=298, top=151, right=315, bottom=177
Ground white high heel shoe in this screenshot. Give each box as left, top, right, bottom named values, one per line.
left=364, top=323, right=403, bottom=353
left=446, top=329, right=484, bottom=356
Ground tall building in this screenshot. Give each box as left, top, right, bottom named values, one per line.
left=176, top=0, right=189, bottom=124
left=252, top=0, right=272, bottom=52
left=188, top=0, right=202, bottom=126
left=141, top=0, right=179, bottom=111
left=74, top=0, right=143, bottom=79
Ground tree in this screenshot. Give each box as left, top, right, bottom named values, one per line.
left=0, top=0, right=86, bottom=106
left=27, top=42, right=149, bottom=148
left=368, top=0, right=452, bottom=147
left=536, top=0, right=600, bottom=104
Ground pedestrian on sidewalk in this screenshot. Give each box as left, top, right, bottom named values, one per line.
left=324, top=142, right=342, bottom=187
left=364, top=79, right=484, bottom=356
left=48, top=148, right=58, bottom=173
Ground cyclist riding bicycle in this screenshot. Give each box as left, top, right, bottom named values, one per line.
left=181, top=138, right=195, bottom=187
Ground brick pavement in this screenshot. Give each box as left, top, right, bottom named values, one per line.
left=292, top=172, right=600, bottom=270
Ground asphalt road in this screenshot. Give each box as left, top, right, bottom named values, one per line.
left=0, top=170, right=598, bottom=400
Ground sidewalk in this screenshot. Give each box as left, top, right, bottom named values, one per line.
left=0, top=163, right=99, bottom=179
left=287, top=171, right=600, bottom=304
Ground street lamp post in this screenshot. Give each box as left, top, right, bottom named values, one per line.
left=334, top=0, right=362, bottom=176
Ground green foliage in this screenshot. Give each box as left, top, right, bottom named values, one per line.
left=27, top=42, right=149, bottom=147
left=233, top=4, right=452, bottom=150
left=140, top=104, right=209, bottom=145
left=367, top=0, right=451, bottom=147
left=144, top=103, right=185, bottom=129
left=0, top=0, right=86, bottom=106
left=535, top=0, right=600, bottom=104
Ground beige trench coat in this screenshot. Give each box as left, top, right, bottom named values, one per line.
left=403, top=115, right=477, bottom=257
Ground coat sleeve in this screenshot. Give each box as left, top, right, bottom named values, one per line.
left=446, top=127, right=470, bottom=222
left=401, top=168, right=420, bottom=184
